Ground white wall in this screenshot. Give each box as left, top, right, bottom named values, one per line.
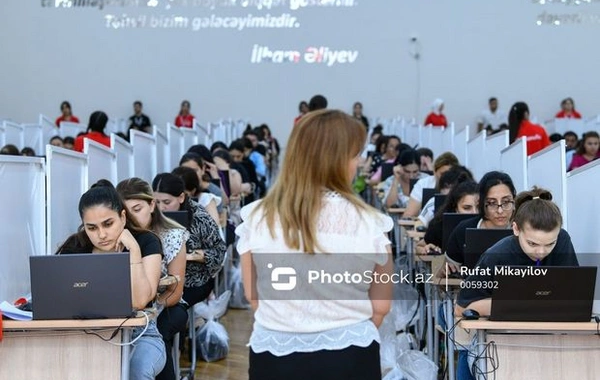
left=1, top=0, right=600, bottom=147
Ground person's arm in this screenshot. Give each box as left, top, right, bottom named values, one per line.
left=385, top=176, right=401, bottom=208
left=190, top=206, right=227, bottom=276
left=203, top=199, right=220, bottom=226
left=369, top=244, right=393, bottom=327
left=241, top=252, right=258, bottom=311
left=118, top=230, right=161, bottom=310
left=403, top=197, right=421, bottom=218
left=158, top=241, right=186, bottom=307
left=230, top=169, right=245, bottom=197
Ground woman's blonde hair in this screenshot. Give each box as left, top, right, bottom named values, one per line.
left=116, top=177, right=184, bottom=232
left=256, top=109, right=370, bottom=253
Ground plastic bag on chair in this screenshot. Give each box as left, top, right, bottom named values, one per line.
left=391, top=283, right=419, bottom=332
left=382, top=366, right=407, bottom=380
left=228, top=265, right=249, bottom=309
left=194, top=290, right=231, bottom=362
left=397, top=350, right=438, bottom=380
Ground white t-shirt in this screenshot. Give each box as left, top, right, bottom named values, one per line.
left=417, top=197, right=436, bottom=227
left=409, top=175, right=436, bottom=202
left=477, top=109, right=507, bottom=131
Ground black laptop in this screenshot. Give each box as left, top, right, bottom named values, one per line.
left=422, top=188, right=436, bottom=208
left=442, top=213, right=476, bottom=252
left=381, top=163, right=394, bottom=182
left=30, top=253, right=133, bottom=320
left=163, top=210, right=191, bottom=229
left=463, top=229, right=513, bottom=269
left=490, top=266, right=597, bottom=322
left=434, top=194, right=447, bottom=212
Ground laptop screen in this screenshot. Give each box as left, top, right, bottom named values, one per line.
left=30, top=253, right=133, bottom=320
left=163, top=211, right=190, bottom=229
left=441, top=213, right=476, bottom=253
left=463, top=229, right=513, bottom=269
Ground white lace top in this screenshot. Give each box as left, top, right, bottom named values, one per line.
left=235, top=191, right=393, bottom=356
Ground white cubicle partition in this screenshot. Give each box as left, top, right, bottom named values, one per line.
left=485, top=130, right=509, bottom=173
left=39, top=114, right=59, bottom=145
left=3, top=121, right=24, bottom=149
left=111, top=134, right=134, bottom=182
left=181, top=126, right=199, bottom=152
left=84, top=139, right=117, bottom=185
left=405, top=123, right=422, bottom=148
left=59, top=121, right=87, bottom=139
left=168, top=124, right=185, bottom=171
left=155, top=128, right=170, bottom=173
left=568, top=160, right=600, bottom=314
left=22, top=124, right=44, bottom=155
left=130, top=130, right=157, bottom=183
left=428, top=126, right=444, bottom=158
left=0, top=122, right=4, bottom=147
left=0, top=156, right=46, bottom=302
left=197, top=122, right=211, bottom=147
left=527, top=141, right=567, bottom=226
left=441, top=123, right=455, bottom=153
left=213, top=121, right=227, bottom=143
left=553, top=118, right=584, bottom=136
left=466, top=131, right=487, bottom=181
left=500, top=137, right=528, bottom=193
left=454, top=126, right=469, bottom=167
left=46, top=146, right=88, bottom=255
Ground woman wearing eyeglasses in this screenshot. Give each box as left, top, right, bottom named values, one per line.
left=443, top=171, right=517, bottom=275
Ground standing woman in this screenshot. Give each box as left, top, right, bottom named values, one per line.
left=236, top=110, right=393, bottom=380
left=55, top=100, right=80, bottom=127
left=56, top=182, right=166, bottom=380
left=116, top=178, right=188, bottom=380
left=73, top=111, right=111, bottom=152
left=294, top=100, right=309, bottom=125
left=175, top=100, right=195, bottom=128
left=424, top=98, right=448, bottom=127
left=352, top=101, right=369, bottom=129
left=152, top=173, right=227, bottom=306
left=556, top=97, right=582, bottom=119
left=568, top=131, right=600, bottom=171
left=508, top=102, right=551, bottom=156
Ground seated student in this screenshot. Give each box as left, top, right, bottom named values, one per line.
left=0, top=144, right=19, bottom=155
left=56, top=181, right=166, bottom=380
left=455, top=187, right=578, bottom=317
left=21, top=147, right=35, bottom=156
left=367, top=135, right=402, bottom=184
left=383, top=149, right=429, bottom=208
left=417, top=166, right=474, bottom=227
left=116, top=178, right=188, bottom=380
left=230, top=139, right=261, bottom=202
left=416, top=147, right=434, bottom=174
left=152, top=173, right=227, bottom=306
left=63, top=136, right=75, bottom=150
left=171, top=165, right=221, bottom=226
left=49, top=136, right=63, bottom=147
left=178, top=152, right=225, bottom=213
left=568, top=131, right=600, bottom=171
left=403, top=152, right=459, bottom=217
left=416, top=179, right=478, bottom=255
left=443, top=171, right=517, bottom=275
left=73, top=111, right=111, bottom=152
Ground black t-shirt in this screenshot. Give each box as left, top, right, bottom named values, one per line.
left=445, top=216, right=480, bottom=264
left=456, top=228, right=578, bottom=308
left=129, top=113, right=152, bottom=130
left=424, top=218, right=443, bottom=248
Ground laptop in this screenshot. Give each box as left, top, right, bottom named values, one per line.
left=434, top=194, right=447, bottom=212
left=381, top=163, right=394, bottom=181
left=463, top=229, right=513, bottom=269
left=30, top=253, right=133, bottom=320
left=442, top=213, right=476, bottom=252
left=490, top=266, right=597, bottom=322
left=164, top=210, right=191, bottom=229
left=422, top=188, right=436, bottom=208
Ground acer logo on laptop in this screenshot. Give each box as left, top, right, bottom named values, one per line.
left=73, top=282, right=89, bottom=288
left=535, top=290, right=552, bottom=296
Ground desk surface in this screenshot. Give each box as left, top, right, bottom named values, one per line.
left=406, top=230, right=425, bottom=240
left=398, top=219, right=418, bottom=227
left=4, top=317, right=147, bottom=330
left=459, top=319, right=598, bottom=331
left=387, top=207, right=406, bottom=214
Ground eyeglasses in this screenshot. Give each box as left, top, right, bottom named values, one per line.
left=485, top=200, right=515, bottom=211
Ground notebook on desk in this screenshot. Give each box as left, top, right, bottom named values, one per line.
left=490, top=266, right=597, bottom=322
left=30, top=253, right=134, bottom=320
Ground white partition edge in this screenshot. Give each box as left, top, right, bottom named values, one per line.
left=3, top=120, right=25, bottom=148
left=84, top=138, right=118, bottom=185
left=156, top=127, right=170, bottom=173
left=500, top=136, right=528, bottom=192
left=21, top=124, right=44, bottom=155
left=130, top=129, right=158, bottom=181
left=45, top=145, right=89, bottom=254
left=528, top=140, right=567, bottom=228
left=111, top=133, right=134, bottom=181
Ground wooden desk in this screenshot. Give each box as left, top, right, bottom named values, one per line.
left=459, top=320, right=600, bottom=380
left=386, top=207, right=406, bottom=214
left=0, top=317, right=146, bottom=380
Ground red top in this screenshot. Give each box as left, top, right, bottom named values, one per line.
left=555, top=110, right=582, bottom=119
left=175, top=114, right=195, bottom=128
left=55, top=115, right=80, bottom=127
left=74, top=131, right=111, bottom=153
left=424, top=113, right=447, bottom=127
left=516, top=120, right=551, bottom=156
